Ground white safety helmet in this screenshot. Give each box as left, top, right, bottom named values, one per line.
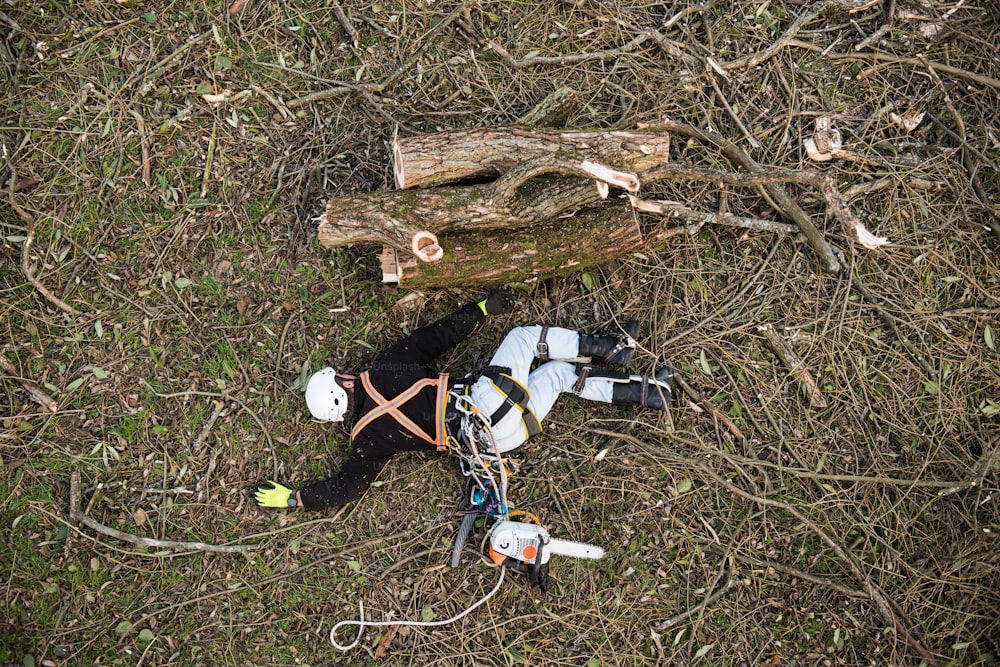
left=305, top=367, right=349, bottom=422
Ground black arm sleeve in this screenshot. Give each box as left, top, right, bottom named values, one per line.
left=297, top=455, right=392, bottom=510
left=373, top=302, right=485, bottom=369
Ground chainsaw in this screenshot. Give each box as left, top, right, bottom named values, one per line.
left=488, top=520, right=604, bottom=593
left=451, top=510, right=605, bottom=592
left=487, top=520, right=605, bottom=567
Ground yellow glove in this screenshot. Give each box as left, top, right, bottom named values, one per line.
left=253, top=480, right=297, bottom=508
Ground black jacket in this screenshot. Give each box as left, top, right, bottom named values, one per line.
left=298, top=303, right=485, bottom=510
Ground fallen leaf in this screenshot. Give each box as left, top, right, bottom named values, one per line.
left=920, top=21, right=946, bottom=39
left=393, top=292, right=425, bottom=310
left=375, top=625, right=399, bottom=659
left=11, top=176, right=40, bottom=194
left=229, top=0, right=251, bottom=15
left=694, top=644, right=715, bottom=660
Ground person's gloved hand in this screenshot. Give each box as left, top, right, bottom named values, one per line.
left=253, top=480, right=298, bottom=508
left=478, top=290, right=516, bottom=316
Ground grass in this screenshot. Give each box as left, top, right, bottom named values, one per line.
left=2, top=0, right=999, bottom=665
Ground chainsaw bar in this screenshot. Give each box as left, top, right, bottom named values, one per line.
left=546, top=537, right=605, bottom=560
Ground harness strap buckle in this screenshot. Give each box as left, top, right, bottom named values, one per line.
left=602, top=341, right=627, bottom=363
left=572, top=365, right=590, bottom=394
left=488, top=373, right=525, bottom=425
left=537, top=325, right=550, bottom=362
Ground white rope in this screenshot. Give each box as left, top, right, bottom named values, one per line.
left=329, top=566, right=506, bottom=651
left=329, top=388, right=526, bottom=652
left=450, top=391, right=511, bottom=519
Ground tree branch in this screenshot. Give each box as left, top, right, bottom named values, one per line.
left=654, top=120, right=842, bottom=273
left=69, top=470, right=258, bottom=554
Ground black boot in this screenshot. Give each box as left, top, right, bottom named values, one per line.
left=577, top=319, right=640, bottom=369
left=611, top=367, right=673, bottom=411
left=574, top=364, right=673, bottom=411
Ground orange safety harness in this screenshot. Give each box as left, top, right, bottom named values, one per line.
left=350, top=371, right=452, bottom=452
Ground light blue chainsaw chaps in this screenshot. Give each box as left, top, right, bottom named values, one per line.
left=468, top=326, right=614, bottom=453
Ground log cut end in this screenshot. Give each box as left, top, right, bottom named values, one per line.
left=411, top=230, right=443, bottom=262
left=392, top=135, right=406, bottom=189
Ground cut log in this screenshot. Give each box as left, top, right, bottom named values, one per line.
left=392, top=126, right=670, bottom=189
left=373, top=194, right=812, bottom=287
left=378, top=201, right=790, bottom=288
left=319, top=165, right=624, bottom=256
left=379, top=209, right=644, bottom=288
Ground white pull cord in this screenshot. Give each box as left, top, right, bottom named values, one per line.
left=329, top=566, right=506, bottom=651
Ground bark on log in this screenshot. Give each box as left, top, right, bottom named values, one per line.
left=318, top=162, right=630, bottom=256
left=392, top=126, right=670, bottom=189
left=379, top=209, right=644, bottom=288
left=516, top=87, right=580, bottom=127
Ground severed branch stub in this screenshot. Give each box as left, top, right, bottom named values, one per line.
left=628, top=195, right=798, bottom=235
left=515, top=86, right=580, bottom=127
left=69, top=470, right=258, bottom=554
left=759, top=324, right=829, bottom=409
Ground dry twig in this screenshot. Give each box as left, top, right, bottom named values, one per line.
left=672, top=372, right=746, bottom=443
left=616, top=432, right=942, bottom=666
left=331, top=2, right=359, bottom=48
left=0, top=350, right=57, bottom=412
left=9, top=199, right=81, bottom=316
left=758, top=324, right=829, bottom=409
